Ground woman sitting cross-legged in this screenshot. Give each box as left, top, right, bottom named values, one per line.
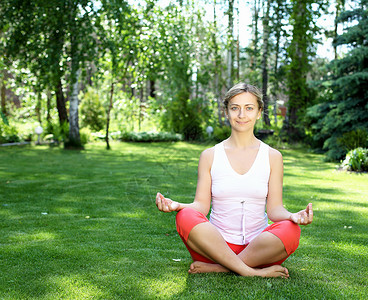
left=155, top=83, right=313, bottom=278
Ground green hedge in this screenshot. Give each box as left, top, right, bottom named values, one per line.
left=118, top=131, right=183, bottom=142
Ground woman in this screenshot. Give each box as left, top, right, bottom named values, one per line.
left=155, top=83, right=313, bottom=278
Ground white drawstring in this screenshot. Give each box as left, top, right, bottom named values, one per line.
left=241, top=200, right=246, bottom=244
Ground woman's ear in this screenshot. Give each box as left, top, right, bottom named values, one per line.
left=257, top=109, right=262, bottom=120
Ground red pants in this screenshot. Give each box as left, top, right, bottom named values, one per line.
left=176, top=207, right=301, bottom=267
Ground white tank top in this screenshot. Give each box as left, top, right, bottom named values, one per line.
left=209, top=141, right=270, bottom=245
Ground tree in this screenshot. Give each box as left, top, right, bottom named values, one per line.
left=226, top=0, right=235, bottom=89
left=250, top=0, right=262, bottom=70
left=268, top=0, right=289, bottom=126
left=333, top=0, right=346, bottom=59
left=212, top=0, right=224, bottom=126
left=283, top=0, right=322, bottom=140
left=261, top=0, right=271, bottom=126
left=0, top=0, right=69, bottom=127
left=306, top=0, right=368, bottom=160
left=98, top=0, right=134, bottom=149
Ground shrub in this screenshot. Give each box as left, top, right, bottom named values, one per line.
left=161, top=96, right=204, bottom=141
left=45, top=121, right=69, bottom=143
left=80, top=88, right=106, bottom=132
left=119, top=131, right=183, bottom=142
left=263, top=134, right=287, bottom=149
left=80, top=128, right=91, bottom=145
left=337, top=129, right=368, bottom=152
left=213, top=126, right=231, bottom=142
left=0, top=123, right=20, bottom=143
left=341, top=148, right=368, bottom=172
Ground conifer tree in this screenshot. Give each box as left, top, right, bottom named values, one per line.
left=306, top=0, right=368, bottom=160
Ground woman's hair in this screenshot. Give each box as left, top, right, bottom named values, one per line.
left=223, top=83, right=264, bottom=111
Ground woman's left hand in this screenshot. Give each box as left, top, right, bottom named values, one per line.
left=290, top=203, right=313, bottom=225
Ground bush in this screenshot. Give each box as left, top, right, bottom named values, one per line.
left=341, top=148, right=368, bottom=172
left=0, top=123, right=20, bottom=143
left=45, top=121, right=69, bottom=144
left=80, top=128, right=91, bottom=145
left=80, top=88, right=106, bottom=132
left=337, top=129, right=368, bottom=152
left=119, top=131, right=183, bottom=142
left=262, top=134, right=288, bottom=149
left=162, top=96, right=204, bottom=141
left=213, top=126, right=231, bottom=142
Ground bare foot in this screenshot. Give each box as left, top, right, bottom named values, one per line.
left=188, top=261, right=230, bottom=274
left=256, top=265, right=289, bottom=278
left=188, top=261, right=289, bottom=278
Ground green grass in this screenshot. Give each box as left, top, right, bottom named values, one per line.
left=0, top=141, right=367, bottom=299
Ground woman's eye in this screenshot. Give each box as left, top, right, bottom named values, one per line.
left=231, top=107, right=238, bottom=111
left=246, top=107, right=253, bottom=111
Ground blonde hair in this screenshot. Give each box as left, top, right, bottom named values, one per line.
left=223, top=83, right=264, bottom=111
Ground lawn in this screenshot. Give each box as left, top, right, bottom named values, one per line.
left=0, top=141, right=367, bottom=299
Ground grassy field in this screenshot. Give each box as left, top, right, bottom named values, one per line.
left=0, top=141, right=367, bottom=299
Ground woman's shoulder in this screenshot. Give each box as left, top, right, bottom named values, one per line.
left=263, top=142, right=283, bottom=163
left=199, top=145, right=216, bottom=167
left=200, top=146, right=215, bottom=159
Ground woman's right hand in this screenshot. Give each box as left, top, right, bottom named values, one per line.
left=156, top=192, right=181, bottom=212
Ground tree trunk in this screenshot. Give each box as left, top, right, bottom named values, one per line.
left=213, top=0, right=223, bottom=126
left=261, top=0, right=271, bottom=126
left=1, top=76, right=6, bottom=116
left=46, top=89, right=52, bottom=124
left=334, top=0, right=345, bottom=59
left=227, top=0, right=234, bottom=89
left=250, top=0, right=261, bottom=69
left=271, top=0, right=284, bottom=127
left=55, top=78, right=68, bottom=125
left=149, top=80, right=155, bottom=98
left=36, top=91, right=42, bottom=124
left=105, top=81, right=114, bottom=150
left=139, top=88, right=143, bottom=131
left=67, top=69, right=82, bottom=148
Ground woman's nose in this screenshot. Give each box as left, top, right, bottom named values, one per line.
left=238, top=108, right=246, bottom=117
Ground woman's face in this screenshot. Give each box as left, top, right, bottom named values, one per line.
left=226, top=92, right=261, bottom=132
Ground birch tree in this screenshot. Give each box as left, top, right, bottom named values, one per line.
left=227, top=0, right=235, bottom=89
left=261, top=0, right=271, bottom=126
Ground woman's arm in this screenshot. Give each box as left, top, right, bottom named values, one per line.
left=266, top=148, right=313, bottom=225
left=156, top=147, right=213, bottom=216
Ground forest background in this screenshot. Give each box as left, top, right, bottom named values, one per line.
left=0, top=0, right=367, bottom=162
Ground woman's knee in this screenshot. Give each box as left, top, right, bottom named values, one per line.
left=175, top=208, right=208, bottom=242
left=281, top=220, right=301, bottom=254
left=267, top=220, right=301, bottom=255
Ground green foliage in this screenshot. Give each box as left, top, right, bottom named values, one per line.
left=342, top=147, right=368, bottom=172
left=337, top=128, right=368, bottom=152
left=306, top=0, right=368, bottom=161
left=79, top=88, right=106, bottom=132
left=79, top=127, right=91, bottom=146
left=284, top=0, right=323, bottom=140
left=162, top=97, right=203, bottom=141
left=45, top=121, right=69, bottom=144
left=119, top=131, right=182, bottom=142
left=213, top=125, right=231, bottom=142
left=263, top=133, right=288, bottom=149
left=0, top=111, right=9, bottom=125
left=0, top=122, right=20, bottom=143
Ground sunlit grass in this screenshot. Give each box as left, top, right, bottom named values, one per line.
left=0, top=141, right=367, bottom=299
